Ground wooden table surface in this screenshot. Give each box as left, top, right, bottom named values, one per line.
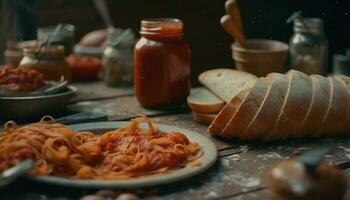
left=1, top=82, right=350, bottom=200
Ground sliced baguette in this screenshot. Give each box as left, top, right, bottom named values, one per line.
left=208, top=89, right=249, bottom=136
left=301, top=75, right=330, bottom=136
left=198, top=68, right=257, bottom=103
left=192, top=112, right=217, bottom=125
left=220, top=78, right=271, bottom=139
left=240, top=73, right=289, bottom=140
left=187, top=87, right=225, bottom=114
left=315, top=77, right=349, bottom=136
left=264, top=70, right=312, bottom=140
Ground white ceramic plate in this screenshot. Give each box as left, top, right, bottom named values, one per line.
left=29, top=122, right=217, bottom=189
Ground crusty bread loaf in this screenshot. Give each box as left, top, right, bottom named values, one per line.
left=220, top=78, right=271, bottom=139
left=241, top=73, right=289, bottom=140
left=301, top=75, right=330, bottom=136
left=206, top=69, right=350, bottom=140
left=187, top=87, right=225, bottom=114
left=192, top=112, right=216, bottom=125
left=198, top=68, right=257, bottom=103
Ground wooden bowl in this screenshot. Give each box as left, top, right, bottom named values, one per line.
left=232, top=39, right=289, bottom=77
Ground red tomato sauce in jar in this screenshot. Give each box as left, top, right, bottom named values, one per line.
left=134, top=18, right=191, bottom=108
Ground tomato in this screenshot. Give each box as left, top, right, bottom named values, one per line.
left=67, top=54, right=102, bottom=82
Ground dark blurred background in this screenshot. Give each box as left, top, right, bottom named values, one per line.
left=1, top=0, right=349, bottom=84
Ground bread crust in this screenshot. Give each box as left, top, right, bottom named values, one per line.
left=333, top=75, right=350, bottom=134
left=241, top=73, right=288, bottom=140
left=264, top=70, right=312, bottom=140
left=220, top=78, right=271, bottom=138
left=208, top=89, right=249, bottom=137
left=192, top=112, right=216, bottom=125
left=302, top=75, right=330, bottom=136
left=187, top=88, right=225, bottom=114
left=316, top=77, right=349, bottom=136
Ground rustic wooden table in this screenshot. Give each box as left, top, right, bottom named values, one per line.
left=1, top=82, right=350, bottom=200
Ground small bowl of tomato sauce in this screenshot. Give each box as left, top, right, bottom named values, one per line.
left=67, top=54, right=102, bottom=82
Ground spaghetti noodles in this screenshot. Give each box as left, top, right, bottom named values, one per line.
left=0, top=116, right=201, bottom=179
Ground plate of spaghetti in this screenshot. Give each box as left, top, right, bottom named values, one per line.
left=0, top=116, right=217, bottom=188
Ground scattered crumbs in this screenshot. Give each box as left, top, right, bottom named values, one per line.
left=231, top=172, right=261, bottom=188
left=205, top=191, right=218, bottom=198
left=239, top=145, right=249, bottom=153
left=221, top=159, right=231, bottom=168
left=257, top=152, right=286, bottom=160
left=293, top=149, right=302, bottom=156
left=258, top=165, right=265, bottom=172
left=228, top=154, right=241, bottom=161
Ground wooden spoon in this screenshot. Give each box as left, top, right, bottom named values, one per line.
left=220, top=15, right=246, bottom=47
left=225, top=0, right=244, bottom=36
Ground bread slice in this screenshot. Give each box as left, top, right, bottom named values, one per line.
left=187, top=87, right=225, bottom=114
left=220, top=78, right=271, bottom=139
left=301, top=75, right=330, bottom=136
left=192, top=112, right=217, bottom=125
left=264, top=70, right=312, bottom=140
left=240, top=73, right=289, bottom=140
left=315, top=77, right=349, bottom=136
left=333, top=74, right=350, bottom=134
left=198, top=68, right=257, bottom=103
left=208, top=89, right=249, bottom=136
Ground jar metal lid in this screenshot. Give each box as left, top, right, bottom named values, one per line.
left=293, top=18, right=324, bottom=34
left=140, top=18, right=183, bottom=37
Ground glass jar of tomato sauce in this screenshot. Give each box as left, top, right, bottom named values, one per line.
left=134, top=18, right=191, bottom=108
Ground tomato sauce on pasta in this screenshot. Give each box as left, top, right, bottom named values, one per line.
left=0, top=116, right=201, bottom=180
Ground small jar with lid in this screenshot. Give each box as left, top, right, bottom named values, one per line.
left=289, top=18, right=328, bottom=75
left=19, top=45, right=71, bottom=82
left=134, top=18, right=191, bottom=108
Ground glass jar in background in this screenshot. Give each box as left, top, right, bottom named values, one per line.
left=102, top=29, right=135, bottom=86
left=37, top=24, right=75, bottom=55
left=134, top=18, right=191, bottom=108
left=19, top=45, right=71, bottom=82
left=289, top=18, right=328, bottom=75
left=4, top=41, right=23, bottom=67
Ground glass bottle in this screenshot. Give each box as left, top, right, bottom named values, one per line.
left=134, top=18, right=191, bottom=108
left=19, top=45, right=71, bottom=82
left=289, top=18, right=328, bottom=75
left=102, top=29, right=135, bottom=86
